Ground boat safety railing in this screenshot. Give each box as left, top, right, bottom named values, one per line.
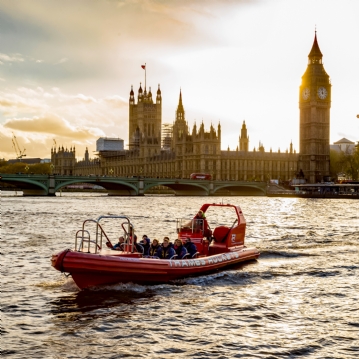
left=75, top=215, right=135, bottom=254
left=182, top=251, right=200, bottom=259
left=75, top=229, right=102, bottom=253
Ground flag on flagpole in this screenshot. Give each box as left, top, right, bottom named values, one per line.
left=141, top=65, right=146, bottom=69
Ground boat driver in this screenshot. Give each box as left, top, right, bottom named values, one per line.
left=195, top=210, right=205, bottom=220
left=194, top=210, right=212, bottom=239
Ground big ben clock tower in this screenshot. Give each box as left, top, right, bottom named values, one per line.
left=299, top=32, right=331, bottom=183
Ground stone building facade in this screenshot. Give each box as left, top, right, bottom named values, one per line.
left=51, top=33, right=332, bottom=183
left=51, top=146, right=76, bottom=175
left=299, top=31, right=331, bottom=183
left=51, top=89, right=298, bottom=181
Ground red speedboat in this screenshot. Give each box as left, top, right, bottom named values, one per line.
left=51, top=203, right=260, bottom=289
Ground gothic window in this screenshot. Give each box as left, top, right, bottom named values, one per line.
left=205, top=145, right=209, bottom=154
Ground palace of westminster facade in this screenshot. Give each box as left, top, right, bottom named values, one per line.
left=51, top=33, right=331, bottom=184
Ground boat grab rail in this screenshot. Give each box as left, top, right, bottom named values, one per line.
left=75, top=229, right=99, bottom=253
left=75, top=215, right=134, bottom=253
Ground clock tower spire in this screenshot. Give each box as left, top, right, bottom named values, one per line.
left=299, top=31, right=331, bottom=183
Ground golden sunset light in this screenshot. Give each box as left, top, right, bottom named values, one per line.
left=1, top=0, right=358, bottom=161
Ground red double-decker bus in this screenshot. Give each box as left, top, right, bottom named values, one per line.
left=190, top=173, right=212, bottom=180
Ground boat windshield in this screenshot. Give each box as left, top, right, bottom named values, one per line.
left=176, top=218, right=204, bottom=234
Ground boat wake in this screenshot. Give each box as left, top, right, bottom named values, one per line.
left=35, top=276, right=78, bottom=291
left=259, top=249, right=318, bottom=258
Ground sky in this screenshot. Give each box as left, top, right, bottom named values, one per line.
left=1, top=0, right=358, bottom=161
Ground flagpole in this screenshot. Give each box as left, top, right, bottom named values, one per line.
left=145, top=62, right=146, bottom=91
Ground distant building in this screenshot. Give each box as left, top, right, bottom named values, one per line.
left=51, top=146, right=76, bottom=175
left=299, top=31, right=331, bottom=183
left=8, top=158, right=42, bottom=164
left=96, top=137, right=124, bottom=151
left=52, top=32, right=334, bottom=183
left=330, top=138, right=355, bottom=153
left=67, top=89, right=298, bottom=181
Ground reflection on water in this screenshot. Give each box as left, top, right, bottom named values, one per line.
left=2, top=194, right=359, bottom=358
left=52, top=288, right=156, bottom=314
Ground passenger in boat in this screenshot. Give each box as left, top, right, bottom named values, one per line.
left=140, top=235, right=151, bottom=256
left=184, top=237, right=198, bottom=257
left=141, top=234, right=151, bottom=244
left=158, top=237, right=176, bottom=259
left=129, top=226, right=138, bottom=242
left=112, top=236, right=125, bottom=250
left=174, top=239, right=187, bottom=259
left=148, top=238, right=161, bottom=257
left=128, top=226, right=143, bottom=253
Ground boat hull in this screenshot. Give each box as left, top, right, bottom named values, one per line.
left=52, top=247, right=260, bottom=289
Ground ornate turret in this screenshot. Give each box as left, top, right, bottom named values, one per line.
left=239, top=121, right=249, bottom=151
left=138, top=83, right=143, bottom=102
left=129, top=85, right=134, bottom=105
left=173, top=89, right=188, bottom=141
left=192, top=121, right=197, bottom=136
left=156, top=84, right=161, bottom=104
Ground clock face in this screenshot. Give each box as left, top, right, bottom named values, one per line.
left=317, top=87, right=328, bottom=100
left=302, top=87, right=310, bottom=100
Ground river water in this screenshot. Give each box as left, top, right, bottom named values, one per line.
left=2, top=193, right=359, bottom=359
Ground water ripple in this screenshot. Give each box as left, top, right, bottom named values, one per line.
left=2, top=195, right=359, bottom=358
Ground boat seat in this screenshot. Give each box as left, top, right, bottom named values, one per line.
left=213, top=226, right=230, bottom=242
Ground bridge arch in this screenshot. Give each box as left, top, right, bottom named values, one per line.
left=0, top=176, right=49, bottom=196
left=213, top=183, right=266, bottom=196
left=144, top=181, right=209, bottom=196
left=54, top=178, right=139, bottom=196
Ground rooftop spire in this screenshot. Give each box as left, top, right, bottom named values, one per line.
left=308, top=30, right=323, bottom=60
left=177, top=88, right=184, bottom=113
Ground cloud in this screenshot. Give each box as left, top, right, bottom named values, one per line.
left=103, top=95, right=128, bottom=108
left=3, top=114, right=105, bottom=140
left=0, top=94, right=48, bottom=116
left=74, top=94, right=98, bottom=103
left=0, top=53, right=24, bottom=63
left=55, top=57, right=68, bottom=64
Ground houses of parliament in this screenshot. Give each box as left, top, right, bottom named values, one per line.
left=51, top=33, right=331, bottom=184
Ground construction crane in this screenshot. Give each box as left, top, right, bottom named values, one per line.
left=12, top=133, right=26, bottom=161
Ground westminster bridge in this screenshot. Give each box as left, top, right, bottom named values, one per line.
left=0, top=174, right=267, bottom=196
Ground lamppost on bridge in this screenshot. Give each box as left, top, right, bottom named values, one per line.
left=25, top=165, right=29, bottom=174
left=50, top=164, right=54, bottom=175
left=109, top=168, right=114, bottom=177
